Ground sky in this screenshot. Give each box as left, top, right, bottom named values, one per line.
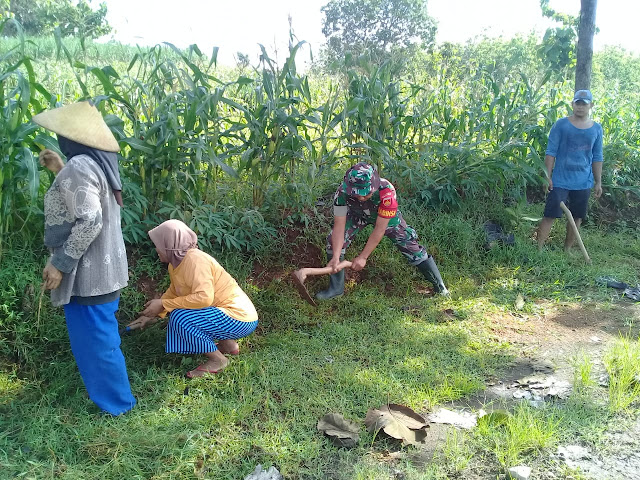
left=101, top=0, right=639, bottom=67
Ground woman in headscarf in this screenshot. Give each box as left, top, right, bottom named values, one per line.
left=33, top=101, right=135, bottom=415
left=127, top=220, right=259, bottom=378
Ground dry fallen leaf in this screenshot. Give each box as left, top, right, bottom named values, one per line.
left=317, top=412, right=360, bottom=448
left=364, top=403, right=429, bottom=446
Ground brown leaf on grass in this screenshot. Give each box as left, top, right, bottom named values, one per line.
left=364, top=404, right=429, bottom=445
left=441, top=308, right=457, bottom=321
left=317, top=413, right=360, bottom=448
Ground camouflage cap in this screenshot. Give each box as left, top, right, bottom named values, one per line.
left=344, top=162, right=380, bottom=197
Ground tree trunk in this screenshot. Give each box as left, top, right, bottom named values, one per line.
left=575, top=0, right=597, bottom=91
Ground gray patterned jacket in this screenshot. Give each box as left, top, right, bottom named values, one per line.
left=44, top=155, right=128, bottom=306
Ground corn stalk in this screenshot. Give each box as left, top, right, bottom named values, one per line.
left=223, top=41, right=315, bottom=208
left=0, top=19, right=53, bottom=261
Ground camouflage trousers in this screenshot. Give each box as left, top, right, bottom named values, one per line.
left=326, top=212, right=429, bottom=266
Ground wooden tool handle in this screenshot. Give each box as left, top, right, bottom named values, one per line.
left=559, top=201, right=591, bottom=264
left=298, top=260, right=352, bottom=277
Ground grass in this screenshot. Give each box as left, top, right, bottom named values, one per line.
left=604, top=336, right=640, bottom=412
left=571, top=350, right=596, bottom=394
left=1, top=204, right=640, bottom=479
left=474, top=403, right=559, bottom=468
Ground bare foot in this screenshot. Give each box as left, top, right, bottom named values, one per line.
left=217, top=339, right=239, bottom=355
left=187, top=355, right=229, bottom=378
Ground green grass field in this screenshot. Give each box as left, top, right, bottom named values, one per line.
left=2, top=202, right=640, bottom=479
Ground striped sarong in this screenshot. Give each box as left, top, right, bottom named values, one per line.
left=166, top=307, right=258, bottom=354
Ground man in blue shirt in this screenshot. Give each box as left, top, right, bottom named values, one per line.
left=536, top=89, right=603, bottom=251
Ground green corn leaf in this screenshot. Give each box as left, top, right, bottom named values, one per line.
left=209, top=47, right=219, bottom=68
left=235, top=76, right=254, bottom=87
left=127, top=53, right=140, bottom=72
left=20, top=147, right=39, bottom=201
left=123, top=137, right=155, bottom=155
left=33, top=133, right=62, bottom=154
left=209, top=151, right=238, bottom=178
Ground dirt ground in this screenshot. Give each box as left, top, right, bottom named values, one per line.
left=477, top=301, right=639, bottom=479
left=408, top=301, right=640, bottom=479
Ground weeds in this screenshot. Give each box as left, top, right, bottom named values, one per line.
left=474, top=403, right=558, bottom=467
left=440, top=427, right=474, bottom=474
left=1, top=201, right=639, bottom=478
left=571, top=350, right=596, bottom=394
left=604, top=336, right=640, bottom=412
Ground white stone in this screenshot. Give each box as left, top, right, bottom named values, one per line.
left=244, top=465, right=283, bottom=480
left=513, top=390, right=533, bottom=400
left=557, top=445, right=592, bottom=461
left=529, top=399, right=545, bottom=408
left=508, top=465, right=531, bottom=480
left=427, top=408, right=477, bottom=429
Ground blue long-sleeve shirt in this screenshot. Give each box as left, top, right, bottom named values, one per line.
left=546, top=117, right=603, bottom=190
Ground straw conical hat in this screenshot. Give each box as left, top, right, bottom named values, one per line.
left=32, top=101, right=120, bottom=152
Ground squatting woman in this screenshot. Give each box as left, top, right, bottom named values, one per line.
left=127, top=220, right=258, bottom=378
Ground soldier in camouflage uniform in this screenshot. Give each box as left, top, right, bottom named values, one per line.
left=317, top=162, right=448, bottom=300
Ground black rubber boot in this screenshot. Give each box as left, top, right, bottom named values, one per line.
left=416, top=256, right=449, bottom=295
left=316, top=256, right=345, bottom=300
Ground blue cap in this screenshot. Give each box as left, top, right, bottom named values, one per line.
left=573, top=90, right=593, bottom=104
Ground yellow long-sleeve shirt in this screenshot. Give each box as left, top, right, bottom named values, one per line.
left=159, top=248, right=258, bottom=322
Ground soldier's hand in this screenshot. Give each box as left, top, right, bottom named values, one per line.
left=351, top=256, right=367, bottom=272
left=327, top=255, right=341, bottom=273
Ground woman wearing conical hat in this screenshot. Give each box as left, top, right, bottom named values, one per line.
left=33, top=101, right=136, bottom=416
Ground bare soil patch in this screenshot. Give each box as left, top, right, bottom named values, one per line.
left=474, top=302, right=639, bottom=479
left=401, top=302, right=640, bottom=479
left=250, top=225, right=324, bottom=288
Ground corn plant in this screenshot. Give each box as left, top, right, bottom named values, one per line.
left=337, top=59, right=408, bottom=171
left=599, top=97, right=640, bottom=206
left=65, top=43, right=235, bottom=214
left=223, top=41, right=316, bottom=207
left=0, top=19, right=56, bottom=260
left=386, top=67, right=559, bottom=206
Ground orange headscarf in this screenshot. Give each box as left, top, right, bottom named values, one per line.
left=148, top=219, right=198, bottom=268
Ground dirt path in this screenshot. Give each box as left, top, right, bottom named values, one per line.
left=403, top=301, right=640, bottom=479
left=464, top=301, right=640, bottom=479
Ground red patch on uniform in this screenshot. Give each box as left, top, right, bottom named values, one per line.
left=383, top=198, right=391, bottom=207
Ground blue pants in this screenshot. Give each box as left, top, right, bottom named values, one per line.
left=166, top=307, right=258, bottom=354
left=64, top=298, right=136, bottom=416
